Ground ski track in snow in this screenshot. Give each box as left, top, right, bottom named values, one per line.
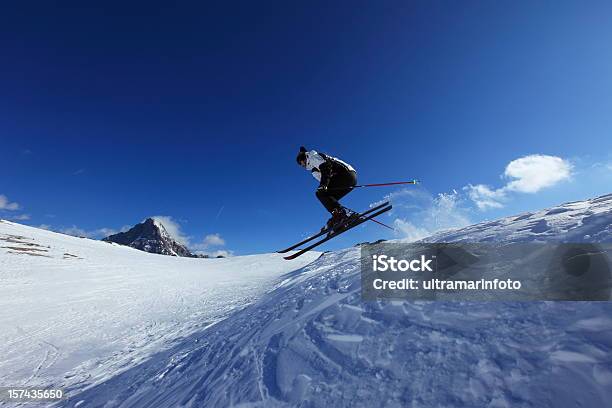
left=2, top=193, right=612, bottom=407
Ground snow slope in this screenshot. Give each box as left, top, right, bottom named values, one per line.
left=0, top=220, right=318, bottom=405
left=59, top=194, right=612, bottom=408
left=423, top=193, right=612, bottom=244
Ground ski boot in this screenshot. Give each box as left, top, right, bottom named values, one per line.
left=326, top=207, right=359, bottom=235
left=340, top=207, right=360, bottom=228
left=322, top=211, right=340, bottom=232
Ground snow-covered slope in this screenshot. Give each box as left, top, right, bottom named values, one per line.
left=59, top=194, right=612, bottom=408
left=0, top=220, right=318, bottom=405
left=423, top=193, right=612, bottom=244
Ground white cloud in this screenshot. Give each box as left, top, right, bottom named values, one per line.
left=151, top=216, right=233, bottom=256
left=10, top=214, right=31, bottom=221
left=504, top=155, right=572, bottom=193
left=35, top=223, right=128, bottom=239
left=60, top=226, right=118, bottom=239
left=151, top=216, right=190, bottom=246
left=191, top=232, right=231, bottom=257
left=194, top=249, right=234, bottom=258
left=211, top=249, right=232, bottom=257
left=464, top=184, right=505, bottom=210
left=193, top=232, right=228, bottom=249
left=465, top=154, right=572, bottom=210
left=60, top=226, right=90, bottom=237
left=203, top=233, right=225, bottom=247
left=0, top=195, right=20, bottom=211
left=97, top=227, right=120, bottom=237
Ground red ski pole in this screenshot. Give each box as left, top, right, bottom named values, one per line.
left=352, top=179, right=419, bottom=188
left=326, top=179, right=419, bottom=191
left=368, top=217, right=395, bottom=231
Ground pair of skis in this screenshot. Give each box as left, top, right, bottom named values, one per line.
left=278, top=202, right=392, bottom=260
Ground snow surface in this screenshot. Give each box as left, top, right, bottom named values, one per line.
left=65, top=249, right=612, bottom=407
left=0, top=221, right=318, bottom=406
left=2, top=193, right=612, bottom=408
left=421, top=193, right=612, bottom=244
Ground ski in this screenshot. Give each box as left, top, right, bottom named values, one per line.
left=277, top=202, right=390, bottom=253
left=283, top=204, right=392, bottom=260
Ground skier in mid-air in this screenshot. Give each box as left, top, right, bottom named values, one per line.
left=283, top=146, right=411, bottom=259
left=296, top=146, right=359, bottom=232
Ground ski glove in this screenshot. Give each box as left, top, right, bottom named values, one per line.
left=318, top=161, right=333, bottom=188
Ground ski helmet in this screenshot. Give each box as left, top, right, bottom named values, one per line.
left=296, top=146, right=307, bottom=165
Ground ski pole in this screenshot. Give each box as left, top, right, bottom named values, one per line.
left=368, top=217, right=395, bottom=231
left=344, top=206, right=395, bottom=231
left=352, top=179, right=419, bottom=188
left=326, top=179, right=419, bottom=191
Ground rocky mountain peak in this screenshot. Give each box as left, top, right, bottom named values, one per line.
left=103, top=218, right=195, bottom=257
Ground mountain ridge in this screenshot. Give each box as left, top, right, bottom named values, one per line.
left=102, top=217, right=195, bottom=257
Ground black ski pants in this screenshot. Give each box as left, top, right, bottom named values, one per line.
left=316, top=170, right=357, bottom=213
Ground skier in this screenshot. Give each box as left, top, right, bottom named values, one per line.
left=296, top=146, right=359, bottom=231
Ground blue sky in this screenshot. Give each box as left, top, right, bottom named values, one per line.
left=1, top=1, right=612, bottom=255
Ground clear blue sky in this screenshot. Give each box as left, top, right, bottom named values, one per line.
left=2, top=1, right=612, bottom=255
